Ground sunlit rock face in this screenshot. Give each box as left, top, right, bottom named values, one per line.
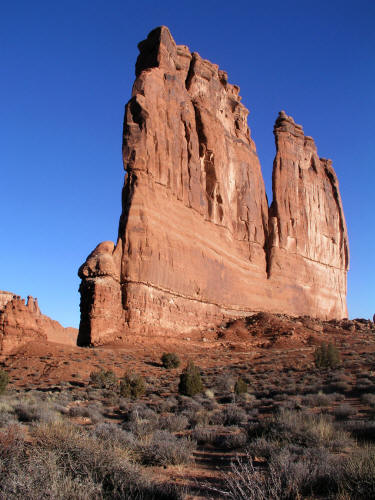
left=77, top=27, right=349, bottom=346
left=268, top=111, right=349, bottom=319
left=0, top=291, right=77, bottom=353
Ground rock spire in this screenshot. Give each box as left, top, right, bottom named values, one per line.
left=77, top=27, right=349, bottom=346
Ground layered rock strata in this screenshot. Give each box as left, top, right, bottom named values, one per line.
left=0, top=291, right=77, bottom=354
left=78, top=27, right=349, bottom=346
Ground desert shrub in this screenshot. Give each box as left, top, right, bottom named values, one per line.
left=216, top=430, right=247, bottom=450
left=314, top=342, right=341, bottom=369
left=343, top=420, right=375, bottom=441
left=157, top=396, right=178, bottom=413
left=209, top=410, right=226, bottom=426
left=355, top=379, right=375, bottom=394
left=191, top=426, right=218, bottom=445
left=161, top=352, right=180, bottom=369
left=140, top=430, right=196, bottom=466
left=88, top=368, right=117, bottom=389
left=224, top=447, right=343, bottom=500
left=271, top=446, right=343, bottom=498
left=0, top=370, right=9, bottom=395
left=0, top=410, right=15, bottom=427
left=362, top=393, right=375, bottom=407
left=247, top=436, right=280, bottom=460
left=192, top=426, right=247, bottom=449
left=178, top=362, right=203, bottom=397
left=222, top=405, right=247, bottom=426
left=92, top=422, right=137, bottom=450
left=249, top=409, right=352, bottom=451
left=224, top=455, right=282, bottom=500
left=1, top=448, right=101, bottom=499
left=123, top=405, right=159, bottom=436
left=28, top=421, right=182, bottom=499
left=183, top=407, right=211, bottom=428
left=340, top=444, right=375, bottom=498
left=214, top=374, right=235, bottom=393
left=234, top=378, right=248, bottom=395
left=0, top=399, right=17, bottom=427
left=332, top=381, right=351, bottom=392
left=68, top=405, right=103, bottom=423
left=0, top=424, right=25, bottom=464
left=119, top=372, right=146, bottom=399
left=327, top=392, right=346, bottom=402
left=159, top=414, right=188, bottom=432
left=14, top=402, right=59, bottom=424
left=302, top=392, right=331, bottom=407
left=333, top=404, right=356, bottom=421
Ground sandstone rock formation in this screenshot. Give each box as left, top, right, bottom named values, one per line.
left=78, top=27, right=349, bottom=346
left=0, top=291, right=77, bottom=354
left=268, top=111, right=349, bottom=318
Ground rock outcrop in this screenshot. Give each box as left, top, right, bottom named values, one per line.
left=0, top=291, right=77, bottom=354
left=78, top=27, right=349, bottom=346
left=268, top=112, right=349, bottom=318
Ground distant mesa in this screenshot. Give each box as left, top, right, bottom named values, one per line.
left=78, top=26, right=349, bottom=347
left=0, top=290, right=77, bottom=354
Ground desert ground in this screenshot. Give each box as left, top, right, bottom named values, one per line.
left=1, top=313, right=375, bottom=499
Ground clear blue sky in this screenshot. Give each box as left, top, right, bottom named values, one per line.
left=1, top=0, right=374, bottom=327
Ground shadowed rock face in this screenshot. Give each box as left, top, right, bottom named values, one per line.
left=0, top=291, right=77, bottom=353
left=77, top=27, right=349, bottom=346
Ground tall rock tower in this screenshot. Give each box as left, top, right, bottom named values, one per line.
left=77, top=27, right=349, bottom=346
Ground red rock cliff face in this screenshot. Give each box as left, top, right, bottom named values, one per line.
left=77, top=27, right=349, bottom=346
left=0, top=291, right=77, bottom=354
left=267, top=112, right=349, bottom=318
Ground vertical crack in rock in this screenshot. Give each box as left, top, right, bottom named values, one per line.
left=78, top=27, right=349, bottom=346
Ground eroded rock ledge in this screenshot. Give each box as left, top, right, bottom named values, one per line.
left=77, top=27, right=349, bottom=346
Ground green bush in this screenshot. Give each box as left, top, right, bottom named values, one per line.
left=88, top=368, right=117, bottom=389
left=314, top=342, right=341, bottom=369
left=178, top=362, right=203, bottom=397
left=161, top=352, right=180, bottom=369
left=0, top=370, right=9, bottom=395
left=119, top=372, right=146, bottom=399
left=234, top=378, right=248, bottom=395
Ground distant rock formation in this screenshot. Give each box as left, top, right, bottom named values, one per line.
left=0, top=291, right=77, bottom=354
left=78, top=27, right=349, bottom=346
